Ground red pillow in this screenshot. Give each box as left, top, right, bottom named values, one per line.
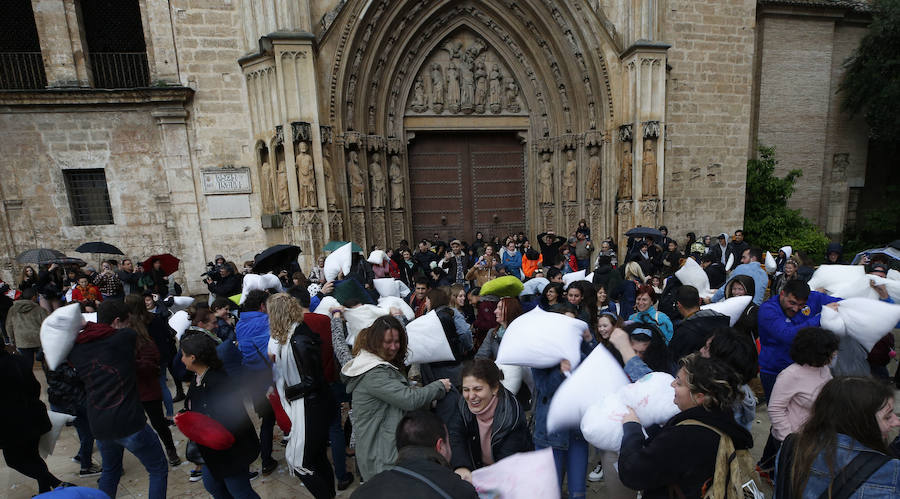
left=268, top=390, right=292, bottom=434
left=174, top=412, right=235, bottom=450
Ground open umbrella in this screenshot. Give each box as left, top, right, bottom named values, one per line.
left=625, top=227, right=663, bottom=241
left=324, top=240, right=363, bottom=252
left=47, top=257, right=87, bottom=267
left=16, top=248, right=65, bottom=264
left=142, top=254, right=180, bottom=276
left=254, top=244, right=302, bottom=274
left=75, top=241, right=124, bottom=255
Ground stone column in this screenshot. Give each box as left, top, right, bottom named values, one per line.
left=32, top=0, right=88, bottom=87
left=140, top=0, right=179, bottom=83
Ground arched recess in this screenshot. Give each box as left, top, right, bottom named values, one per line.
left=322, top=0, right=624, bottom=249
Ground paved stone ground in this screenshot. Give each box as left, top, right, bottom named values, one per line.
left=0, top=368, right=781, bottom=498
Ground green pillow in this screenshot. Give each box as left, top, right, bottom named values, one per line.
left=480, top=275, right=524, bottom=298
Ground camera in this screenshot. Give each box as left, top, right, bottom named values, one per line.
left=200, top=261, right=222, bottom=279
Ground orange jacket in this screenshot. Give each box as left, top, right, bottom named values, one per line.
left=522, top=254, right=543, bottom=279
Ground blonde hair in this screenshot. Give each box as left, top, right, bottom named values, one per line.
left=624, top=261, right=645, bottom=282
left=266, top=293, right=304, bottom=344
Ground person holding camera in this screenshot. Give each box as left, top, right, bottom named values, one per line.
left=206, top=263, right=242, bottom=301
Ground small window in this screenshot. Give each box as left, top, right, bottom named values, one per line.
left=63, top=169, right=114, bottom=226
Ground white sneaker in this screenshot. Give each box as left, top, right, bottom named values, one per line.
left=588, top=463, right=604, bottom=482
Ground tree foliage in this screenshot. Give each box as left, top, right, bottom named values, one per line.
left=839, top=0, right=900, bottom=140
left=743, top=146, right=829, bottom=257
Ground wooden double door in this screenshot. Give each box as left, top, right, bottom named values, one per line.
left=407, top=132, right=526, bottom=244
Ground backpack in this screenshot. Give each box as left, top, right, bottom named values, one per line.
left=675, top=419, right=764, bottom=499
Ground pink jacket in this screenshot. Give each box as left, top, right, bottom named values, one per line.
left=768, top=363, right=832, bottom=441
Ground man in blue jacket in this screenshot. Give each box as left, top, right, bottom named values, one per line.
left=709, top=246, right=768, bottom=305
left=757, top=279, right=840, bottom=400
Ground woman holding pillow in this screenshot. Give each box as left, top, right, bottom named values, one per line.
left=628, top=285, right=674, bottom=343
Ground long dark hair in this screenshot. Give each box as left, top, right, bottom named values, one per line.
left=540, top=282, right=564, bottom=308
left=180, top=329, right=223, bottom=370
left=790, top=377, right=894, bottom=498
left=568, top=280, right=598, bottom=334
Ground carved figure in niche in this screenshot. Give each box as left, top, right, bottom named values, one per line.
left=260, top=159, right=275, bottom=214
left=369, top=152, right=385, bottom=209
left=296, top=142, right=316, bottom=209
left=489, top=64, right=503, bottom=114
left=563, top=149, right=577, bottom=202
left=460, top=53, right=475, bottom=113
left=642, top=140, right=658, bottom=198
left=276, top=156, right=290, bottom=212
left=587, top=145, right=602, bottom=200
left=619, top=143, right=632, bottom=199
left=348, top=150, right=365, bottom=207
left=474, top=60, right=487, bottom=113
left=389, top=154, right=404, bottom=210
left=322, top=147, right=337, bottom=206
left=539, top=152, right=553, bottom=205
left=430, top=63, right=444, bottom=113
left=447, top=62, right=460, bottom=113
left=411, top=76, right=426, bottom=113
left=505, top=80, right=520, bottom=113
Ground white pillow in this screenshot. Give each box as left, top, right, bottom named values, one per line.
left=367, top=250, right=387, bottom=265
left=343, top=304, right=388, bottom=346
left=169, top=310, right=191, bottom=341
left=581, top=392, right=630, bottom=451
left=377, top=296, right=415, bottom=321
left=471, top=448, right=560, bottom=499
left=398, top=280, right=411, bottom=298
left=373, top=278, right=400, bottom=298
left=888, top=269, right=900, bottom=281
left=498, top=364, right=524, bottom=394
left=585, top=272, right=595, bottom=282
left=39, top=303, right=83, bottom=371
left=39, top=411, right=76, bottom=458
left=169, top=296, right=195, bottom=313
left=324, top=243, right=353, bottom=281
left=820, top=298, right=900, bottom=352
left=404, top=310, right=455, bottom=365
left=675, top=258, right=712, bottom=298
left=81, top=312, right=97, bottom=324
left=868, top=275, right=900, bottom=303
left=725, top=253, right=735, bottom=272
left=521, top=277, right=549, bottom=296
left=765, top=252, right=776, bottom=274
left=700, top=295, right=753, bottom=327
left=562, top=270, right=587, bottom=289
left=618, top=372, right=679, bottom=426
left=238, top=273, right=261, bottom=305
left=547, top=345, right=629, bottom=433
left=259, top=273, right=283, bottom=292
left=495, top=306, right=586, bottom=369
left=808, top=265, right=868, bottom=298
left=312, top=295, right=340, bottom=316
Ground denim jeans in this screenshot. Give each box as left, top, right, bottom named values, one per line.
left=201, top=465, right=260, bottom=499
left=328, top=382, right=349, bottom=480
left=97, top=424, right=168, bottom=499
left=760, top=371, right=778, bottom=403
left=159, top=367, right=174, bottom=418
left=51, top=403, right=94, bottom=466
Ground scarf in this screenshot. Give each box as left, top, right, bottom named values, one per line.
left=472, top=392, right=499, bottom=465
left=273, top=322, right=312, bottom=476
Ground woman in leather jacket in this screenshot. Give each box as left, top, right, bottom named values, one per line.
left=267, top=293, right=335, bottom=499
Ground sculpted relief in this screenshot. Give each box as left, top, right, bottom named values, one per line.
left=405, top=31, right=527, bottom=116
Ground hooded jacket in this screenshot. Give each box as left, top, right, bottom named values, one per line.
left=341, top=349, right=446, bottom=481
left=823, top=242, right=845, bottom=265
left=710, top=262, right=768, bottom=305
left=618, top=405, right=754, bottom=499
left=669, top=309, right=730, bottom=362
left=448, top=385, right=533, bottom=471
left=235, top=311, right=271, bottom=371
left=6, top=299, right=48, bottom=349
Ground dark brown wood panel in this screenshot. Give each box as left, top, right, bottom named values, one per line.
left=408, top=132, right=525, bottom=243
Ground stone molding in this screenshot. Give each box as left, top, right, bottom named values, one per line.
left=0, top=87, right=194, bottom=107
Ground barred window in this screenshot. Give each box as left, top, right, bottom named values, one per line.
left=63, top=169, right=114, bottom=226
left=0, top=0, right=47, bottom=89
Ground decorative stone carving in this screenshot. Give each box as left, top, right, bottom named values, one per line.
left=322, top=147, right=337, bottom=207
left=411, top=76, right=426, bottom=113
left=430, top=63, right=444, bottom=113
left=617, top=200, right=632, bottom=216
left=539, top=151, right=553, bottom=205
left=460, top=55, right=475, bottom=114
left=296, top=142, right=316, bottom=209
left=618, top=124, right=633, bottom=143
left=619, top=143, right=632, bottom=199
left=389, top=154, right=404, bottom=210
left=369, top=152, right=385, bottom=208
left=447, top=62, right=460, bottom=113
left=489, top=64, right=503, bottom=114
left=505, top=80, right=520, bottom=113
left=474, top=60, right=487, bottom=113
left=643, top=121, right=660, bottom=139
left=641, top=199, right=660, bottom=214
left=276, top=156, right=290, bottom=212
left=642, top=139, right=658, bottom=198
left=347, top=150, right=366, bottom=207
left=260, top=159, right=275, bottom=214
left=587, top=145, right=602, bottom=200
left=563, top=149, right=577, bottom=202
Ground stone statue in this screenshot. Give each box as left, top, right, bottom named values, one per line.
left=369, top=152, right=385, bottom=209
left=505, top=80, right=520, bottom=112
left=539, top=152, right=553, bottom=205
left=460, top=54, right=475, bottom=113
left=389, top=154, right=404, bottom=210
left=296, top=142, right=316, bottom=209
left=642, top=139, right=658, bottom=198
left=563, top=149, right=577, bottom=202
left=322, top=147, right=337, bottom=206
left=489, top=64, right=502, bottom=113
left=444, top=40, right=462, bottom=61
left=619, top=143, right=632, bottom=199
left=260, top=160, right=275, bottom=213
left=447, top=62, right=460, bottom=113
left=587, top=145, right=602, bottom=199
left=411, top=76, right=426, bottom=113
left=276, top=156, right=289, bottom=212
left=348, top=150, right=365, bottom=207
left=474, top=60, right=487, bottom=113
left=430, top=63, right=444, bottom=113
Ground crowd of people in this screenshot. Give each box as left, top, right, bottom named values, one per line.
left=1, top=223, right=899, bottom=498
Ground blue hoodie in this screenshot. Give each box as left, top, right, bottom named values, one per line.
left=758, top=291, right=840, bottom=375
left=711, top=262, right=768, bottom=305
left=235, top=311, right=271, bottom=371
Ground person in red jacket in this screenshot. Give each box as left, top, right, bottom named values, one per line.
left=71, top=274, right=102, bottom=311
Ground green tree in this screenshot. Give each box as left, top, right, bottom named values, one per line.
left=743, top=146, right=829, bottom=257
left=839, top=0, right=900, bottom=140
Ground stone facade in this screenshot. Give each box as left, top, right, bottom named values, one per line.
left=0, top=0, right=874, bottom=292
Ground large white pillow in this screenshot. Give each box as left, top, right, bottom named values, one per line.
left=521, top=277, right=549, bottom=296
left=868, top=275, right=900, bottom=303
left=765, top=252, right=777, bottom=274
left=169, top=310, right=191, bottom=341
left=377, top=295, right=415, bottom=321
left=581, top=392, right=630, bottom=451
left=39, top=411, right=76, bottom=458
left=259, top=273, right=283, bottom=292
left=725, top=253, right=735, bottom=272
left=397, top=280, right=411, bottom=298
left=373, top=278, right=400, bottom=298
left=81, top=312, right=97, bottom=324
left=404, top=310, right=455, bottom=365
left=547, top=345, right=629, bottom=433
left=471, top=448, right=560, bottom=499
left=888, top=269, right=900, bottom=281
left=342, top=304, right=388, bottom=346
left=618, top=372, right=679, bottom=426
left=324, top=243, right=353, bottom=281
left=562, top=270, right=587, bottom=289
left=808, top=265, right=869, bottom=298
left=820, top=298, right=900, bottom=352
left=675, top=258, right=712, bottom=298
left=498, top=364, right=524, bottom=394
left=238, top=273, right=261, bottom=305
left=495, top=306, right=586, bottom=369
left=367, top=250, right=387, bottom=265
left=40, top=303, right=83, bottom=371
left=700, top=295, right=752, bottom=327
left=312, top=295, right=340, bottom=316
left=169, top=296, right=195, bottom=313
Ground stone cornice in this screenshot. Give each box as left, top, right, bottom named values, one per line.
left=619, top=40, right=672, bottom=60
left=0, top=86, right=194, bottom=107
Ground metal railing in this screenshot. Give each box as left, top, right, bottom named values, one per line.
left=89, top=51, right=150, bottom=89
left=0, top=52, right=47, bottom=89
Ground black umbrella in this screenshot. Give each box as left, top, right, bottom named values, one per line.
left=75, top=241, right=124, bottom=255
left=625, top=227, right=663, bottom=241
left=254, top=244, right=302, bottom=274
left=16, top=248, right=65, bottom=264
left=47, top=257, right=87, bottom=267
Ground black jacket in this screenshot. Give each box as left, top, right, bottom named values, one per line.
left=538, top=233, right=567, bottom=265
left=208, top=272, right=242, bottom=297
left=185, top=367, right=260, bottom=480
left=284, top=322, right=329, bottom=402
left=619, top=405, right=754, bottom=499
left=448, top=386, right=533, bottom=471
left=669, top=310, right=730, bottom=362
left=351, top=446, right=478, bottom=499
left=591, top=263, right=622, bottom=294
left=440, top=252, right=473, bottom=284
left=704, top=262, right=727, bottom=289
left=0, top=349, right=51, bottom=447
left=43, top=362, right=86, bottom=415
left=726, top=241, right=749, bottom=267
